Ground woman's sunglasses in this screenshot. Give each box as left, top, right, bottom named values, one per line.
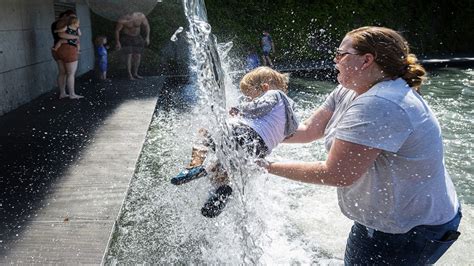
left=335, top=49, right=360, bottom=60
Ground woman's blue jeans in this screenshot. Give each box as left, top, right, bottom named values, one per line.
left=344, top=208, right=462, bottom=265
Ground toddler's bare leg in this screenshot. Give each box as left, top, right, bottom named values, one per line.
left=186, top=145, right=208, bottom=168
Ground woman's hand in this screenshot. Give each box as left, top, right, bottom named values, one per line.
left=255, top=158, right=271, bottom=170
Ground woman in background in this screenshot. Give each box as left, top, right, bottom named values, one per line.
left=51, top=10, right=83, bottom=99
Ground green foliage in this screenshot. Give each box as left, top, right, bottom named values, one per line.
left=205, top=0, right=474, bottom=62
left=90, top=0, right=474, bottom=70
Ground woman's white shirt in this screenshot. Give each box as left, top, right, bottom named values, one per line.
left=322, top=79, right=459, bottom=234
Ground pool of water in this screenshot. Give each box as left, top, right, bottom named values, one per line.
left=105, top=67, right=473, bottom=264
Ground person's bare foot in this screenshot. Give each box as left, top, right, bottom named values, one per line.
left=59, top=94, right=69, bottom=99
left=128, top=75, right=136, bottom=80
left=133, top=74, right=144, bottom=79
left=69, top=94, right=84, bottom=99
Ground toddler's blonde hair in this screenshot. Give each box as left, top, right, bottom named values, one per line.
left=240, top=66, right=289, bottom=96
left=69, top=16, right=80, bottom=27
left=95, top=35, right=107, bottom=46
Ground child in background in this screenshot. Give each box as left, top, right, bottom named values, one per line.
left=95, top=36, right=108, bottom=80
left=261, top=29, right=275, bottom=67
left=52, top=16, right=81, bottom=52
left=171, top=66, right=299, bottom=218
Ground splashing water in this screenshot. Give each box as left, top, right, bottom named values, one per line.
left=105, top=73, right=474, bottom=264
left=171, top=27, right=184, bottom=42
left=105, top=0, right=474, bottom=263
left=183, top=0, right=269, bottom=262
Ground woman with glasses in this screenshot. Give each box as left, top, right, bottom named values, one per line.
left=258, top=26, right=461, bottom=264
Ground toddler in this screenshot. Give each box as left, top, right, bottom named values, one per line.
left=52, top=16, right=81, bottom=51
left=95, top=36, right=108, bottom=80
left=171, top=66, right=299, bottom=218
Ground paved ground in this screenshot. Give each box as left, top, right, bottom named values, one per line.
left=0, top=74, right=165, bottom=264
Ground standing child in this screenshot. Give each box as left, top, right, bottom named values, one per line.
left=261, top=29, right=275, bottom=67
left=95, top=36, right=108, bottom=80
left=52, top=16, right=81, bottom=52
left=171, top=66, right=299, bottom=218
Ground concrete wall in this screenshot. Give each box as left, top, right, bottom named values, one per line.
left=0, top=0, right=94, bottom=116
left=75, top=0, right=94, bottom=75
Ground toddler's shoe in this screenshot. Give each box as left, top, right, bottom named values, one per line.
left=171, top=165, right=207, bottom=185
left=201, top=185, right=233, bottom=218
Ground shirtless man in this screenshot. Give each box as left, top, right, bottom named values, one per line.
left=115, top=12, right=150, bottom=80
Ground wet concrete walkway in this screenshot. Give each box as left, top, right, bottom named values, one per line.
left=0, top=75, right=165, bottom=263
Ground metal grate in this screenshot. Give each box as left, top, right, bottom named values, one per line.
left=53, top=0, right=76, bottom=19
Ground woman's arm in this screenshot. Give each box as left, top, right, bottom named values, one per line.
left=55, top=21, right=78, bottom=40
left=58, top=32, right=79, bottom=40
left=267, top=138, right=381, bottom=187
left=56, top=26, right=79, bottom=40
left=283, top=107, right=333, bottom=143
